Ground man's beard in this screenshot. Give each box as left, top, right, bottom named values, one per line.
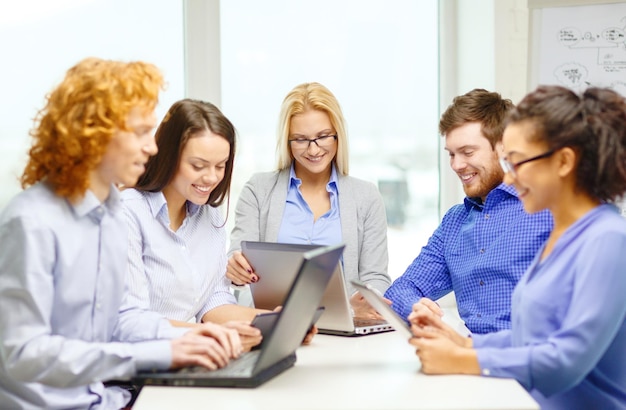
left=463, top=165, right=504, bottom=199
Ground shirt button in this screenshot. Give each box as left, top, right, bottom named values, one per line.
left=479, top=249, right=485, bottom=254
left=96, top=303, right=101, bottom=309
left=484, top=214, right=490, bottom=219
left=482, top=368, right=491, bottom=376
left=479, top=280, right=485, bottom=286
left=477, top=313, right=482, bottom=318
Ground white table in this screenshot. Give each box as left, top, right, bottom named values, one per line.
left=133, top=332, right=539, bottom=410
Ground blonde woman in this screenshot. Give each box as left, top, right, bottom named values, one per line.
left=227, top=82, right=391, bottom=319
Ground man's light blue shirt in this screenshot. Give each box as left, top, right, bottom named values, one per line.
left=277, top=164, right=342, bottom=247
left=0, top=183, right=184, bottom=409
left=474, top=204, right=626, bottom=409
left=385, top=183, right=553, bottom=333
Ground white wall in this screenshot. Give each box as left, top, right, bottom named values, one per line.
left=438, top=0, right=530, bottom=215
left=0, top=0, right=532, bottom=216
left=0, top=0, right=185, bottom=210
left=0, top=0, right=533, bottom=313
left=437, top=0, right=529, bottom=309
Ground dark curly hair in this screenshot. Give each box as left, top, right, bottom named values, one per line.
left=507, top=85, right=626, bottom=203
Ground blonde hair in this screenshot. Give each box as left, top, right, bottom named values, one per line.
left=275, top=82, right=349, bottom=175
left=21, top=57, right=164, bottom=200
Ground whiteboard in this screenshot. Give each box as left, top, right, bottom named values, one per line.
left=528, top=0, right=626, bottom=97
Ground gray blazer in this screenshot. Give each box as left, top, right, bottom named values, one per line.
left=228, top=169, right=391, bottom=296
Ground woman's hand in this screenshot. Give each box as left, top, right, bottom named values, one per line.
left=409, top=331, right=479, bottom=375
left=302, top=324, right=318, bottom=345
left=407, top=299, right=478, bottom=375
left=408, top=298, right=471, bottom=348
left=272, top=305, right=318, bottom=345
left=226, top=251, right=258, bottom=285
left=223, top=320, right=262, bottom=352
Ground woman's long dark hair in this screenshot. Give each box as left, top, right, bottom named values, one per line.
left=135, top=99, right=236, bottom=207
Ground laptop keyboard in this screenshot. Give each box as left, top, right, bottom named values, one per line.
left=177, top=350, right=260, bottom=377
left=354, top=318, right=388, bottom=327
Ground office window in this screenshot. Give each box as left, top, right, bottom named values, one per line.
left=220, top=0, right=439, bottom=277
left=0, top=0, right=184, bottom=209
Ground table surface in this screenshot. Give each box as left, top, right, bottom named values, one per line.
left=133, top=331, right=539, bottom=410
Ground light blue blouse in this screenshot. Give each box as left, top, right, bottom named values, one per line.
left=474, top=204, right=626, bottom=409
left=277, top=164, right=342, bottom=246
left=0, top=183, right=183, bottom=409
left=122, top=189, right=236, bottom=323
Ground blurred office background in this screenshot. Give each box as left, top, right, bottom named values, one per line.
left=0, top=0, right=529, bottom=282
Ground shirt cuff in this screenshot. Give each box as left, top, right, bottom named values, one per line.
left=131, top=340, right=173, bottom=372
left=156, top=319, right=189, bottom=339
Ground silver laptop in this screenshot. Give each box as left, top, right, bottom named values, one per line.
left=351, top=280, right=413, bottom=339
left=242, top=241, right=393, bottom=337
left=132, top=244, right=345, bottom=388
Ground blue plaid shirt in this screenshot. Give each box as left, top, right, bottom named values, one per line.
left=385, top=183, right=553, bottom=334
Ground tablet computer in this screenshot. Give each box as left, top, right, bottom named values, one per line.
left=350, top=280, right=413, bottom=339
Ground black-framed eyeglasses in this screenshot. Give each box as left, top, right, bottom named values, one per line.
left=499, top=149, right=556, bottom=178
left=288, top=135, right=337, bottom=150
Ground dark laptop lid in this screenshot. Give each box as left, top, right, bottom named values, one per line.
left=132, top=243, right=345, bottom=388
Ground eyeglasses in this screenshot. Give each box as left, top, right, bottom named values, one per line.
left=499, top=149, right=555, bottom=178
left=288, top=135, right=337, bottom=150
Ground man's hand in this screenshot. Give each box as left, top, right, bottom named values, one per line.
left=169, top=323, right=242, bottom=370
left=412, top=297, right=444, bottom=317
left=350, top=291, right=390, bottom=320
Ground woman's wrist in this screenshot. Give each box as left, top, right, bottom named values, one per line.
left=464, top=336, right=473, bottom=349
left=455, top=346, right=480, bottom=375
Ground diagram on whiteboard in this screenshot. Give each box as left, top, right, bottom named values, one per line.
left=537, top=4, right=626, bottom=97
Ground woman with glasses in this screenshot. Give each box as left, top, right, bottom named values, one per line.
left=408, top=85, right=626, bottom=409
left=227, top=82, right=391, bottom=319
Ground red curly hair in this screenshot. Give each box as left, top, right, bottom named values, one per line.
left=20, top=57, right=164, bottom=200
